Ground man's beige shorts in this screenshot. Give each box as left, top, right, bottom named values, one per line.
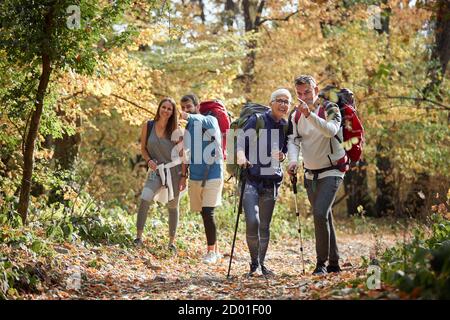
left=188, top=178, right=224, bottom=212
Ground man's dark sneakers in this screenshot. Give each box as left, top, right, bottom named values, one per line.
left=312, top=265, right=327, bottom=275
left=133, top=238, right=143, bottom=247
left=168, top=243, right=177, bottom=254
left=327, top=265, right=342, bottom=273
left=261, top=265, right=275, bottom=278
left=247, top=263, right=259, bottom=277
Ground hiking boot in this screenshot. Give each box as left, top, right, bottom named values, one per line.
left=168, top=243, right=177, bottom=254
left=327, top=265, right=342, bottom=273
left=133, top=238, right=143, bottom=247
left=202, top=251, right=218, bottom=264
left=247, top=263, right=259, bottom=277
left=312, top=265, right=327, bottom=276
left=261, top=265, right=275, bottom=278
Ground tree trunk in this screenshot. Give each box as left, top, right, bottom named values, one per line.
left=344, top=163, right=376, bottom=216
left=224, top=0, right=237, bottom=29
left=375, top=139, right=395, bottom=217
left=53, top=115, right=82, bottom=170
left=243, top=39, right=257, bottom=96
left=376, top=0, right=391, bottom=35
left=423, top=0, right=450, bottom=99
left=241, top=0, right=265, bottom=99
left=372, top=1, right=393, bottom=217
left=17, top=8, right=53, bottom=225
left=193, top=0, right=206, bottom=24
left=404, top=172, right=430, bottom=219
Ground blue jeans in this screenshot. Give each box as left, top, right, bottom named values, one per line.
left=242, top=182, right=278, bottom=266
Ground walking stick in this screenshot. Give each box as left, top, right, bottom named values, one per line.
left=291, top=173, right=306, bottom=275
left=227, top=168, right=247, bottom=279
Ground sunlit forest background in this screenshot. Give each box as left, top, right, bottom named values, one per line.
left=0, top=0, right=449, bottom=300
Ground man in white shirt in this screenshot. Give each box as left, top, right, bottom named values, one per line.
left=287, top=75, right=347, bottom=275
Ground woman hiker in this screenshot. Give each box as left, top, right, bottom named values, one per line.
left=134, top=97, right=187, bottom=252
left=236, top=89, right=291, bottom=277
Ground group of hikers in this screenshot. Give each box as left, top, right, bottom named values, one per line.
left=134, top=74, right=364, bottom=277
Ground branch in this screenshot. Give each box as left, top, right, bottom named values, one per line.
left=258, top=10, right=299, bottom=26
left=386, top=96, right=449, bottom=109
left=110, top=93, right=155, bottom=116
left=360, top=95, right=449, bottom=110
left=254, top=0, right=267, bottom=26
left=60, top=90, right=84, bottom=101
left=58, top=89, right=157, bottom=115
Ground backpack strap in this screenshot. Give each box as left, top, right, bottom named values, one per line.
left=282, top=123, right=289, bottom=137
left=321, top=102, right=344, bottom=153
left=255, top=113, right=288, bottom=149
left=146, top=120, right=155, bottom=155
left=255, top=113, right=265, bottom=137
left=294, top=108, right=302, bottom=124
left=288, top=108, right=301, bottom=141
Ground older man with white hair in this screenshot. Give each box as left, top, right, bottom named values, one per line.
left=236, top=88, right=291, bottom=277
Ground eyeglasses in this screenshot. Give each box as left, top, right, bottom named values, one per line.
left=274, top=99, right=290, bottom=105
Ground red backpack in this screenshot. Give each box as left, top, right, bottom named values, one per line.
left=199, top=100, right=231, bottom=160
left=291, top=88, right=364, bottom=163
left=335, top=88, right=364, bottom=163
left=339, top=103, right=364, bottom=162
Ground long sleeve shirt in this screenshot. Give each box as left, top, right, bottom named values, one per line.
left=236, top=111, right=288, bottom=188
left=287, top=102, right=346, bottom=180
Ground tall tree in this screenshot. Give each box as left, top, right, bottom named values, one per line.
left=423, top=0, right=450, bottom=101
left=239, top=0, right=298, bottom=98
left=0, top=0, right=133, bottom=224
left=373, top=0, right=396, bottom=216
left=241, top=0, right=265, bottom=96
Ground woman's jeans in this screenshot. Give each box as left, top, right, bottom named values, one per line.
left=243, top=183, right=277, bottom=266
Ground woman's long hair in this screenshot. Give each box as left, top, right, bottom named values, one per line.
left=154, top=97, right=178, bottom=140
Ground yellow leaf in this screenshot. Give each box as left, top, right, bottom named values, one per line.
left=101, top=82, right=112, bottom=96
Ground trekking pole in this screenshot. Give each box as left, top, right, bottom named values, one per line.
left=291, top=173, right=306, bottom=275
left=227, top=167, right=247, bottom=279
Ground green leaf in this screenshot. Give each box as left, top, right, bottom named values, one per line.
left=31, top=240, right=43, bottom=253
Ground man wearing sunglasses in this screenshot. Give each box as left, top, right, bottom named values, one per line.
left=287, top=75, right=346, bottom=275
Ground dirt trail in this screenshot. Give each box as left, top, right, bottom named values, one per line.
left=28, top=232, right=401, bottom=300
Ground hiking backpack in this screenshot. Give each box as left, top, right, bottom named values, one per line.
left=336, top=88, right=364, bottom=163
left=291, top=87, right=364, bottom=164
left=226, top=103, right=288, bottom=177
left=199, top=99, right=231, bottom=160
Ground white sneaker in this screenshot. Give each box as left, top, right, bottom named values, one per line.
left=202, top=251, right=218, bottom=264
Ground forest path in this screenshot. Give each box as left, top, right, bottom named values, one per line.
left=28, top=230, right=403, bottom=300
